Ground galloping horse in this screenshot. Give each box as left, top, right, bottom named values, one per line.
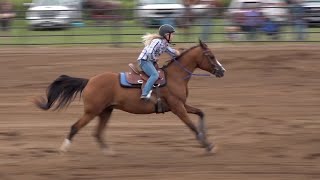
left=33, top=40, right=226, bottom=154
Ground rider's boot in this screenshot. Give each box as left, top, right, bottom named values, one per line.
left=140, top=90, right=152, bottom=100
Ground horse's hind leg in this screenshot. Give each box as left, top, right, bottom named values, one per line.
left=60, top=112, right=96, bottom=153
left=184, top=104, right=214, bottom=152
left=94, top=107, right=114, bottom=155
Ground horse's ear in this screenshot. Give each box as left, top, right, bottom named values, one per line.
left=198, top=38, right=203, bottom=46
left=199, top=39, right=207, bottom=49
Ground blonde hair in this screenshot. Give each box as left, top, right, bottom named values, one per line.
left=142, top=33, right=161, bottom=46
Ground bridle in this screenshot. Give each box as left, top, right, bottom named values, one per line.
left=171, top=47, right=225, bottom=80
left=172, top=57, right=210, bottom=80
left=202, top=48, right=224, bottom=76
left=172, top=48, right=226, bottom=79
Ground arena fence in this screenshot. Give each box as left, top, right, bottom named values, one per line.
left=0, top=7, right=319, bottom=46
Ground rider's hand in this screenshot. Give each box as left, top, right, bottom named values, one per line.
left=175, top=50, right=181, bottom=57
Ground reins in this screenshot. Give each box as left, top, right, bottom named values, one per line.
left=171, top=58, right=211, bottom=80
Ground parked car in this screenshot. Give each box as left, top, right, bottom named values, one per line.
left=135, top=0, right=184, bottom=27
left=261, top=0, right=289, bottom=23
left=25, top=0, right=83, bottom=30
left=302, top=0, right=320, bottom=26
left=135, top=0, right=214, bottom=27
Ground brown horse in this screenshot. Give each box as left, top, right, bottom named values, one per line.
left=33, top=40, right=225, bottom=154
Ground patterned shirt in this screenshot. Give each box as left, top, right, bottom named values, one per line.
left=137, top=38, right=177, bottom=62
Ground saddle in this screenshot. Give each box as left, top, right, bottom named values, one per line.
left=119, top=63, right=166, bottom=88
left=119, top=62, right=167, bottom=114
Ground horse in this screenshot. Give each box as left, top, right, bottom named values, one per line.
left=33, top=40, right=226, bottom=154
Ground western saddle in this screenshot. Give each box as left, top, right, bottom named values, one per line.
left=125, top=63, right=166, bottom=87
left=119, top=63, right=166, bottom=113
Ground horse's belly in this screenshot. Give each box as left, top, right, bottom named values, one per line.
left=114, top=100, right=156, bottom=114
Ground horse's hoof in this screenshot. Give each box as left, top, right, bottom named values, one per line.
left=102, top=148, right=116, bottom=156
left=196, top=132, right=205, bottom=141
left=59, top=139, right=71, bottom=153
left=206, top=144, right=218, bottom=154
left=206, top=143, right=214, bottom=152
left=59, top=149, right=67, bottom=155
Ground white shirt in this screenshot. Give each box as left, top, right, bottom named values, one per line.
left=137, top=38, right=177, bottom=62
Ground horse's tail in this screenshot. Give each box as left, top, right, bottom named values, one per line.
left=34, top=75, right=89, bottom=111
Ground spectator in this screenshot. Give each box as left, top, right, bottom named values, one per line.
left=224, top=8, right=244, bottom=41
left=224, top=25, right=241, bottom=41
left=290, top=0, right=307, bottom=40
left=0, top=0, right=15, bottom=32
left=181, top=0, right=193, bottom=42
left=261, top=17, right=280, bottom=39
left=198, top=0, right=218, bottom=42
left=243, top=5, right=262, bottom=40
left=261, top=1, right=289, bottom=40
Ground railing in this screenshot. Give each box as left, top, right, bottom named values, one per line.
left=0, top=7, right=319, bottom=46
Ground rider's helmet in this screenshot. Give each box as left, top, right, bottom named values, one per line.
left=159, top=24, right=175, bottom=37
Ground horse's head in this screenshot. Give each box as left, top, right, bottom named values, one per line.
left=196, top=40, right=226, bottom=78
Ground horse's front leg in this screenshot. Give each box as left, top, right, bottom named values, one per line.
left=184, top=104, right=214, bottom=152
left=168, top=100, right=213, bottom=152
left=184, top=104, right=206, bottom=133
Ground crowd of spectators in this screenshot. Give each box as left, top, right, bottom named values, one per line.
left=223, top=0, right=309, bottom=41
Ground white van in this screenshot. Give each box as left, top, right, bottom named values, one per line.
left=135, top=0, right=185, bottom=27
left=135, top=0, right=213, bottom=27
left=25, top=0, right=83, bottom=30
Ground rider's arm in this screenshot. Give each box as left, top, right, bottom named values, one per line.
left=146, top=39, right=161, bottom=61
left=166, top=46, right=180, bottom=57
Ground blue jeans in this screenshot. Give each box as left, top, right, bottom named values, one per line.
left=139, top=60, right=159, bottom=96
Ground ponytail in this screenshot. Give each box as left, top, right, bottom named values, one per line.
left=141, top=33, right=161, bottom=46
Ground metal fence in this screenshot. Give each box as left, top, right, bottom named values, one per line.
left=0, top=7, right=319, bottom=46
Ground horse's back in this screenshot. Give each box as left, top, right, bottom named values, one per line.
left=91, top=72, right=118, bottom=82
left=86, top=72, right=120, bottom=92
left=83, top=71, right=156, bottom=114
left=82, top=72, right=119, bottom=110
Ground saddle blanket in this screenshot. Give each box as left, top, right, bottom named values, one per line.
left=119, top=72, right=166, bottom=88
left=119, top=72, right=137, bottom=88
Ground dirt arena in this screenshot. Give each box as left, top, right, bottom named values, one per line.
left=0, top=44, right=319, bottom=180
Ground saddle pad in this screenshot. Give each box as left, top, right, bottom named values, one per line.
left=126, top=69, right=166, bottom=84
left=119, top=72, right=137, bottom=88
left=119, top=72, right=166, bottom=88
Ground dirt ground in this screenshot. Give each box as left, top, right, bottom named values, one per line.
left=0, top=44, right=319, bottom=180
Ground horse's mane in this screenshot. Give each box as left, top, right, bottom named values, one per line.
left=162, top=45, right=200, bottom=69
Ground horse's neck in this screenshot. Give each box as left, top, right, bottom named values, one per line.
left=166, top=53, right=198, bottom=84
